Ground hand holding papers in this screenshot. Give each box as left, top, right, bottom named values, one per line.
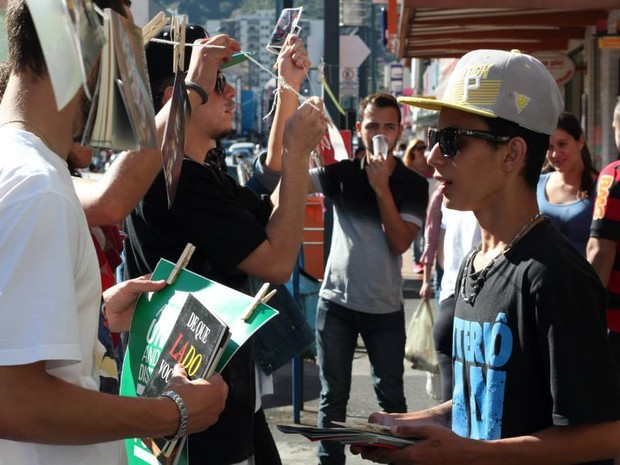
left=276, top=421, right=419, bottom=449
left=121, top=257, right=279, bottom=465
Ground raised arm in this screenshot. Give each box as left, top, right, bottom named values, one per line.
left=366, top=156, right=421, bottom=254
left=78, top=35, right=241, bottom=226
left=237, top=97, right=326, bottom=283
left=264, top=35, right=311, bottom=174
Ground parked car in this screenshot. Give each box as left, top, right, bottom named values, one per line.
left=227, top=142, right=256, bottom=158
left=226, top=142, right=256, bottom=185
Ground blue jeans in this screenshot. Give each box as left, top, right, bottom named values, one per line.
left=316, top=298, right=407, bottom=465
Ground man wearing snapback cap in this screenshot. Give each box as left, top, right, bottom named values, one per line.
left=352, top=49, right=620, bottom=464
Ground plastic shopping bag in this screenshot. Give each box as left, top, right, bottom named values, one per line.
left=404, top=299, right=439, bottom=373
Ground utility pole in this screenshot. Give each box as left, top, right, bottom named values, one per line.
left=324, top=0, right=339, bottom=124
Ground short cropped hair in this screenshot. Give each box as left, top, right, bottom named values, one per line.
left=358, top=92, right=402, bottom=126
left=481, top=115, right=550, bottom=190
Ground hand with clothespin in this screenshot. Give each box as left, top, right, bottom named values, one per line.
left=184, top=33, right=241, bottom=105
left=101, top=275, right=167, bottom=332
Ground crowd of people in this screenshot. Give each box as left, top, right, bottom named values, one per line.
left=2, top=1, right=620, bottom=465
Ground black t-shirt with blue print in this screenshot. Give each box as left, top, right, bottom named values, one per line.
left=453, top=219, right=620, bottom=465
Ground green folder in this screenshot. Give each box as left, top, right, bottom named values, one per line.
left=120, top=258, right=278, bottom=465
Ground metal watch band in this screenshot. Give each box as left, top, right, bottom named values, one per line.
left=185, top=81, right=209, bottom=105
left=162, top=390, right=188, bottom=439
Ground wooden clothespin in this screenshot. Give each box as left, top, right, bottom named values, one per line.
left=171, top=15, right=188, bottom=74
left=166, top=243, right=196, bottom=285
left=260, top=289, right=277, bottom=305
left=241, top=282, right=271, bottom=321
left=142, top=11, right=169, bottom=45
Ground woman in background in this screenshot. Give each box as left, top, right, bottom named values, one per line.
left=403, top=138, right=431, bottom=273
left=537, top=112, right=598, bottom=255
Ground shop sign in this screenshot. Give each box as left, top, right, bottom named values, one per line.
left=532, top=51, right=576, bottom=86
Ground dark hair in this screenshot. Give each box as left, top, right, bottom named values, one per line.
left=7, top=1, right=46, bottom=76
left=146, top=24, right=209, bottom=111
left=358, top=92, right=401, bottom=126
left=542, top=111, right=598, bottom=198
left=0, top=61, right=11, bottom=100
left=94, top=0, right=129, bottom=9
left=7, top=0, right=127, bottom=77
left=481, top=116, right=550, bottom=190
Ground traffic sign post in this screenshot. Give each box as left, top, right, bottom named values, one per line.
left=340, top=67, right=359, bottom=98
left=340, top=35, right=371, bottom=69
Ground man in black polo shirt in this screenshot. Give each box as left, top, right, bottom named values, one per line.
left=124, top=26, right=326, bottom=465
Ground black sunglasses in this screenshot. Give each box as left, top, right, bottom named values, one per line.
left=215, top=71, right=227, bottom=94
left=428, top=127, right=511, bottom=158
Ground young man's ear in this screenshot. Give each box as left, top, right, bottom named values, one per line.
left=502, top=136, right=527, bottom=172
left=162, top=85, right=175, bottom=106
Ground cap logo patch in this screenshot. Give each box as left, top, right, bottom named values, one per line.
left=466, top=64, right=494, bottom=79
left=463, top=75, right=481, bottom=100
left=513, top=92, right=530, bottom=114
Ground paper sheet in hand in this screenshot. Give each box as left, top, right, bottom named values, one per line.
left=266, top=7, right=303, bottom=53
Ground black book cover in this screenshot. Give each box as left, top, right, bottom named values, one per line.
left=142, top=294, right=229, bottom=398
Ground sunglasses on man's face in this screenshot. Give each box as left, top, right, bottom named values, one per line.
left=215, top=71, right=227, bottom=94
left=428, top=127, right=511, bottom=158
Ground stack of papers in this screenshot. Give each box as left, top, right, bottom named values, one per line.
left=276, top=422, right=418, bottom=449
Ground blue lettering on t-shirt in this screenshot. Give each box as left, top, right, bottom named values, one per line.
left=452, top=312, right=513, bottom=439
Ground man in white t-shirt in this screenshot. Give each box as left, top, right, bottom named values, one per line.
left=0, top=2, right=231, bottom=464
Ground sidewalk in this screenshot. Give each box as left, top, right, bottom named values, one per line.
left=264, top=250, right=436, bottom=464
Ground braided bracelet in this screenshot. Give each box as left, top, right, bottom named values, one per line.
left=162, top=390, right=188, bottom=439
left=185, top=81, right=209, bottom=105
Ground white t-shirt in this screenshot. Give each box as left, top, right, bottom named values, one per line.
left=0, top=129, right=123, bottom=465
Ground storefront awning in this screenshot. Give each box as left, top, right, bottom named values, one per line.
left=398, top=1, right=615, bottom=59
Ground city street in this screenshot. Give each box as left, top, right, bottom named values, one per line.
left=264, top=254, right=440, bottom=464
